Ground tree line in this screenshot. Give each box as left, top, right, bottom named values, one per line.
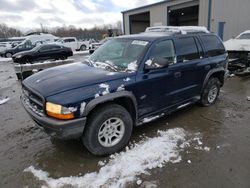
left=0, top=21, right=123, bottom=40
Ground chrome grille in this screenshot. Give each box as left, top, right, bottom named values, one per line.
left=22, top=86, right=44, bottom=116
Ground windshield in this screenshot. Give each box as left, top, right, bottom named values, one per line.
left=237, top=33, right=250, bottom=39
left=88, top=39, right=149, bottom=72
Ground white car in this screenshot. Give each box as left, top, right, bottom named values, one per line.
left=224, top=31, right=250, bottom=74
left=0, top=44, right=8, bottom=52
left=56, top=37, right=89, bottom=51
left=224, top=31, right=250, bottom=52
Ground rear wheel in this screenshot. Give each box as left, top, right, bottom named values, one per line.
left=80, top=45, right=86, bottom=51
left=82, top=104, right=133, bottom=156
left=5, top=52, right=12, bottom=58
left=200, top=77, right=221, bottom=106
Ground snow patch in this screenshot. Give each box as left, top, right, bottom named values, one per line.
left=0, top=97, right=10, bottom=105
left=136, top=179, right=142, bottom=185
left=95, top=93, right=100, bottom=98
left=24, top=128, right=189, bottom=188
left=193, top=137, right=203, bottom=145
left=117, top=84, right=125, bottom=92
left=123, top=77, right=131, bottom=82
left=99, top=83, right=110, bottom=95
left=80, top=102, right=86, bottom=115
left=127, top=60, right=138, bottom=72
left=145, top=59, right=153, bottom=66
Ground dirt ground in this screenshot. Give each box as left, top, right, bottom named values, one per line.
left=0, top=60, right=250, bottom=188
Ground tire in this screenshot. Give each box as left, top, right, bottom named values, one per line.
left=82, top=103, right=133, bottom=156
left=60, top=56, right=67, bottom=60
left=80, top=45, right=86, bottom=51
left=5, top=52, right=12, bottom=58
left=200, top=77, right=221, bottom=106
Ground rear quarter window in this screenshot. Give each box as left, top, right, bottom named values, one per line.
left=201, top=35, right=225, bottom=57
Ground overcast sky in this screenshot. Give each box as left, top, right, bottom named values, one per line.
left=0, top=0, right=162, bottom=31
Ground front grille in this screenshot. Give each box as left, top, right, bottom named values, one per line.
left=22, top=86, right=44, bottom=116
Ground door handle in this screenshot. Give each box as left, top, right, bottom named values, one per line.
left=174, top=72, right=181, bottom=78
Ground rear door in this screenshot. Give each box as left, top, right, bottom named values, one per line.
left=172, top=36, right=209, bottom=101
left=199, top=34, right=227, bottom=71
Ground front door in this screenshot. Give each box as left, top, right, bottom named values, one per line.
left=135, top=39, right=182, bottom=117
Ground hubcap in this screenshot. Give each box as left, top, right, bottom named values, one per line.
left=208, top=85, right=218, bottom=103
left=6, top=53, right=12, bottom=58
left=98, top=117, right=125, bottom=147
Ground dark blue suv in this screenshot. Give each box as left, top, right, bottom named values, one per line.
left=21, top=29, right=228, bottom=155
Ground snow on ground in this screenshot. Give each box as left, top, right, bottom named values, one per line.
left=24, top=128, right=193, bottom=188
left=0, top=57, right=12, bottom=63
left=73, top=50, right=89, bottom=55
left=0, top=97, right=10, bottom=105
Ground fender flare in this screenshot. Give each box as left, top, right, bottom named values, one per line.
left=202, top=67, right=225, bottom=91
left=83, top=91, right=138, bottom=119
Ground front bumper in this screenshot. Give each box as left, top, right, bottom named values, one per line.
left=21, top=95, right=86, bottom=139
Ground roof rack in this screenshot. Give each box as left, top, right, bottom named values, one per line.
left=145, top=26, right=210, bottom=34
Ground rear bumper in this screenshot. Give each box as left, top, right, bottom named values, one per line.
left=21, top=95, right=86, bottom=139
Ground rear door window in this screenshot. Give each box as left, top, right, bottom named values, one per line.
left=201, top=35, right=225, bottom=57
left=175, top=37, right=200, bottom=62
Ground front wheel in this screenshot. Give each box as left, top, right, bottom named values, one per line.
left=82, top=104, right=133, bottom=156
left=200, top=77, right=221, bottom=106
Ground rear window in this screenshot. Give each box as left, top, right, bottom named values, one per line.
left=175, top=37, right=200, bottom=62
left=201, top=35, right=225, bottom=57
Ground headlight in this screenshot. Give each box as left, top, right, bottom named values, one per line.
left=46, top=102, right=74, bottom=120
left=16, top=55, right=22, bottom=58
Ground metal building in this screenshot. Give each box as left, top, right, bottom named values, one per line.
left=122, top=0, right=250, bottom=40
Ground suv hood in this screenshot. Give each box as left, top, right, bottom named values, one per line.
left=23, top=62, right=130, bottom=97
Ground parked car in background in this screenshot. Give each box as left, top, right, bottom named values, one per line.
left=89, top=38, right=110, bottom=54
left=21, top=27, right=228, bottom=156
left=0, top=43, right=35, bottom=58
left=224, top=30, right=250, bottom=72
left=0, top=44, right=7, bottom=53
left=23, top=33, right=57, bottom=46
left=12, top=44, right=73, bottom=64
left=56, top=37, right=89, bottom=51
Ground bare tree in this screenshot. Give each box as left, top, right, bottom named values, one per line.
left=0, top=23, right=22, bottom=38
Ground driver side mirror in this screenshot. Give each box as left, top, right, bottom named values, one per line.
left=144, top=57, right=173, bottom=70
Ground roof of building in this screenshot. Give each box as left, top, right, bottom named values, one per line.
left=122, top=0, right=172, bottom=13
